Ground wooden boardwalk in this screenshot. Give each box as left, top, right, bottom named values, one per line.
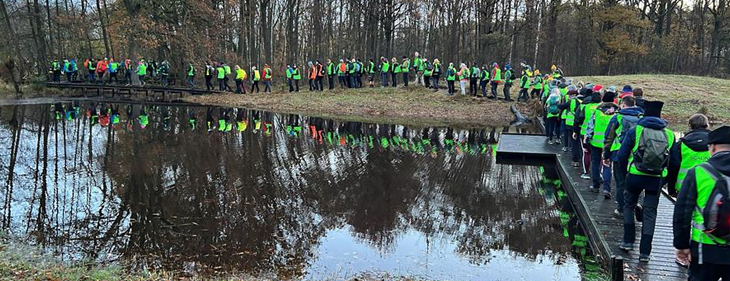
left=497, top=133, right=688, bottom=281
left=45, top=82, right=222, bottom=101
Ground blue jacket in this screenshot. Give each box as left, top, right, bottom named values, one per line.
left=605, top=106, right=644, bottom=161
left=617, top=116, right=671, bottom=189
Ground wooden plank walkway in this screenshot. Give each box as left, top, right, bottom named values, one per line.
left=497, top=133, right=688, bottom=281
left=45, top=82, right=223, bottom=101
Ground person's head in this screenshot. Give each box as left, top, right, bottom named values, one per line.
left=414, top=51, right=420, bottom=57
left=235, top=65, right=240, bottom=69
left=392, top=57, right=397, bottom=62
left=688, top=114, right=710, bottom=131
left=460, top=63, right=467, bottom=69
left=287, top=64, right=291, bottom=68
left=434, top=58, right=440, bottom=64
left=264, top=64, right=269, bottom=68
left=369, top=59, right=373, bottom=62
left=551, top=64, right=557, bottom=71
left=340, top=59, right=344, bottom=63
left=620, top=96, right=636, bottom=109
left=708, top=125, right=730, bottom=155
left=252, top=66, right=257, bottom=70
left=633, top=87, right=643, bottom=98
left=449, top=62, right=454, bottom=67
left=327, top=59, right=331, bottom=63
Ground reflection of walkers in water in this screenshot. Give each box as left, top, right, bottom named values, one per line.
left=161, top=106, right=170, bottom=130
left=87, top=104, right=99, bottom=125
left=236, top=109, right=248, bottom=132
left=111, top=105, right=120, bottom=126
left=99, top=104, right=110, bottom=127
left=189, top=108, right=197, bottom=131
left=206, top=107, right=215, bottom=132
left=139, top=106, right=149, bottom=129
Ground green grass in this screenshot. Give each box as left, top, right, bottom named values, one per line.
left=573, top=74, right=730, bottom=130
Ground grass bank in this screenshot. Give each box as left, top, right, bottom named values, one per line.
left=573, top=74, right=730, bottom=130
left=185, top=86, right=535, bottom=128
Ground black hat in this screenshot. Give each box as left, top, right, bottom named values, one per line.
left=602, top=92, right=616, bottom=103
left=590, top=92, right=601, bottom=103
left=643, top=101, right=664, bottom=118
left=708, top=126, right=730, bottom=144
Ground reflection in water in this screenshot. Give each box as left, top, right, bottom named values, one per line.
left=0, top=102, right=596, bottom=280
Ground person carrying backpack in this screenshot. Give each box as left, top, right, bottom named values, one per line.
left=617, top=101, right=676, bottom=262
left=545, top=88, right=562, bottom=144
left=603, top=96, right=643, bottom=216
left=667, top=114, right=712, bottom=197
left=445, top=63, right=456, bottom=95
left=586, top=92, right=619, bottom=197
left=673, top=125, right=730, bottom=279
left=503, top=63, right=515, bottom=102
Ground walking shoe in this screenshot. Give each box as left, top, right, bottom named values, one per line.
left=603, top=190, right=612, bottom=200
left=561, top=147, right=568, bottom=152
left=548, top=140, right=554, bottom=145
left=613, top=209, right=623, bottom=218
left=555, top=139, right=561, bottom=145
left=580, top=173, right=590, bottom=179
left=572, top=162, right=579, bottom=168
left=639, top=254, right=650, bottom=262
left=619, top=243, right=633, bottom=251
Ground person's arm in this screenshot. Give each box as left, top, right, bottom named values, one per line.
left=585, top=113, right=596, bottom=142
left=617, top=128, right=635, bottom=168
left=603, top=116, right=619, bottom=158
left=673, top=168, right=698, bottom=250
left=573, top=107, right=585, bottom=133
left=666, top=141, right=682, bottom=194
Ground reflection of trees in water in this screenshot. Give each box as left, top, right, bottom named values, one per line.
left=0, top=103, right=570, bottom=278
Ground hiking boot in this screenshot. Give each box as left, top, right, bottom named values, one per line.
left=580, top=173, right=590, bottom=179
left=603, top=190, right=612, bottom=200
left=639, top=254, right=650, bottom=262
left=555, top=139, right=561, bottom=145
left=619, top=243, right=633, bottom=251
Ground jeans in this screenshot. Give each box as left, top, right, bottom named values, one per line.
left=546, top=117, right=559, bottom=140
left=391, top=72, right=397, bottom=87
left=424, top=76, right=431, bottom=88
left=623, top=176, right=661, bottom=256
left=219, top=78, right=225, bottom=91
left=88, top=72, right=95, bottom=82
left=403, top=73, right=409, bottom=86
left=571, top=131, right=582, bottom=163
left=317, top=76, right=324, bottom=90
left=188, top=76, right=195, bottom=88
left=235, top=79, right=243, bottom=94
left=613, top=161, right=627, bottom=210
left=338, top=76, right=346, bottom=87
left=162, top=75, right=169, bottom=87
left=432, top=75, right=440, bottom=89
left=224, top=77, right=232, bottom=91
left=381, top=73, right=388, bottom=87
left=264, top=81, right=271, bottom=92
left=252, top=81, right=259, bottom=93
left=491, top=82, right=499, bottom=98
left=470, top=78, right=478, bottom=95
left=518, top=88, right=529, bottom=101
left=309, top=79, right=315, bottom=91
left=590, top=145, right=603, bottom=189
left=206, top=76, right=213, bottom=90
left=480, top=81, right=488, bottom=97
left=459, top=80, right=467, bottom=95
left=328, top=75, right=334, bottom=89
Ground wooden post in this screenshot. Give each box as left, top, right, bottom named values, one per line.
left=611, top=255, right=623, bottom=281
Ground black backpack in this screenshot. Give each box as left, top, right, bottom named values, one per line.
left=697, top=163, right=730, bottom=242
left=633, top=127, right=671, bottom=175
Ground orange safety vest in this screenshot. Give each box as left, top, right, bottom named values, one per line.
left=309, top=66, right=317, bottom=79
left=316, top=64, right=323, bottom=77
left=339, top=63, right=346, bottom=73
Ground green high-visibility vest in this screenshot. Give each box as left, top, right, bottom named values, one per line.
left=676, top=143, right=711, bottom=192
left=264, top=68, right=271, bottom=79
left=137, top=63, right=147, bottom=75
left=492, top=68, right=502, bottom=82
left=446, top=67, right=456, bottom=81
left=458, top=68, right=469, bottom=80
left=109, top=62, right=119, bottom=72
left=393, top=63, right=401, bottom=73
left=471, top=67, right=480, bottom=78
left=589, top=110, right=613, bottom=148
left=327, top=63, right=335, bottom=75
left=690, top=163, right=728, bottom=245
left=88, top=62, right=96, bottom=71
left=286, top=68, right=292, bottom=79
left=188, top=64, right=195, bottom=76
left=520, top=75, right=530, bottom=89
left=216, top=67, right=225, bottom=79
left=480, top=69, right=490, bottom=81
left=414, top=57, right=423, bottom=71
left=580, top=103, right=599, bottom=136
left=533, top=77, right=543, bottom=89
left=224, top=65, right=231, bottom=75
left=401, top=60, right=410, bottom=72
left=381, top=62, right=390, bottom=73
left=433, top=63, right=441, bottom=73
left=252, top=70, right=261, bottom=81
left=52, top=61, right=60, bottom=70
left=504, top=69, right=513, bottom=83
left=368, top=62, right=375, bottom=74
left=236, top=69, right=245, bottom=80
left=559, top=88, right=570, bottom=119
left=292, top=69, right=301, bottom=80
left=628, top=125, right=675, bottom=177
left=565, top=98, right=580, bottom=126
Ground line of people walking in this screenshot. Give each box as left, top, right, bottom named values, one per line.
left=540, top=77, right=730, bottom=280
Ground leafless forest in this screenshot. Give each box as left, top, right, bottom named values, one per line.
left=0, top=0, right=729, bottom=83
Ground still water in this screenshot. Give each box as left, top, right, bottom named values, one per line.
left=0, top=101, right=602, bottom=280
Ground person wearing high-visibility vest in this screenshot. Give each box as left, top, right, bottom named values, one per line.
left=479, top=65, right=490, bottom=97
left=216, top=63, right=226, bottom=91
left=308, top=61, right=317, bottom=91
left=573, top=86, right=601, bottom=179
left=422, top=58, right=432, bottom=88
left=234, top=65, right=247, bottom=94
left=326, top=59, right=335, bottom=90
left=617, top=100, right=676, bottom=262
left=586, top=92, right=619, bottom=198
left=457, top=63, right=469, bottom=96
left=347, top=58, right=355, bottom=88
left=673, top=125, right=730, bottom=277
left=87, top=58, right=96, bottom=82
left=187, top=62, right=196, bottom=88
left=564, top=87, right=583, bottom=167
left=469, top=63, right=480, bottom=96
left=51, top=60, right=61, bottom=82
left=502, top=63, right=515, bottom=102
left=365, top=59, right=375, bottom=88
left=108, top=59, right=120, bottom=84
left=251, top=66, right=261, bottom=93
left=401, top=57, right=410, bottom=87
left=355, top=59, right=364, bottom=88
left=413, top=52, right=423, bottom=85
left=337, top=59, right=347, bottom=88
left=603, top=96, right=643, bottom=216
left=262, top=64, right=272, bottom=93
left=517, top=70, right=531, bottom=101
left=432, top=58, right=441, bottom=91
left=205, top=61, right=215, bottom=91
left=223, top=63, right=233, bottom=91
left=530, top=70, right=543, bottom=99
left=391, top=57, right=400, bottom=87
left=291, top=64, right=301, bottom=92
left=137, top=59, right=147, bottom=86
left=286, top=64, right=294, bottom=92
left=445, top=63, right=456, bottom=95
left=316, top=61, right=324, bottom=91
left=379, top=57, right=390, bottom=87
left=489, top=63, right=501, bottom=99
left=667, top=114, right=711, bottom=196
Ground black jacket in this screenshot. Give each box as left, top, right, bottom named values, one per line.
left=666, top=129, right=710, bottom=194
left=673, top=151, right=730, bottom=264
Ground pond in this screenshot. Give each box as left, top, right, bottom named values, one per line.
left=0, top=101, right=603, bottom=280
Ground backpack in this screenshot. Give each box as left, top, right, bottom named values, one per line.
left=697, top=163, right=730, bottom=242
left=547, top=96, right=560, bottom=115
left=618, top=114, right=640, bottom=142
left=510, top=70, right=516, bottom=80
left=633, top=127, right=670, bottom=175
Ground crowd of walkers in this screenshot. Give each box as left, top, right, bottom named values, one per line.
left=48, top=51, right=565, bottom=101
left=542, top=79, right=730, bottom=280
